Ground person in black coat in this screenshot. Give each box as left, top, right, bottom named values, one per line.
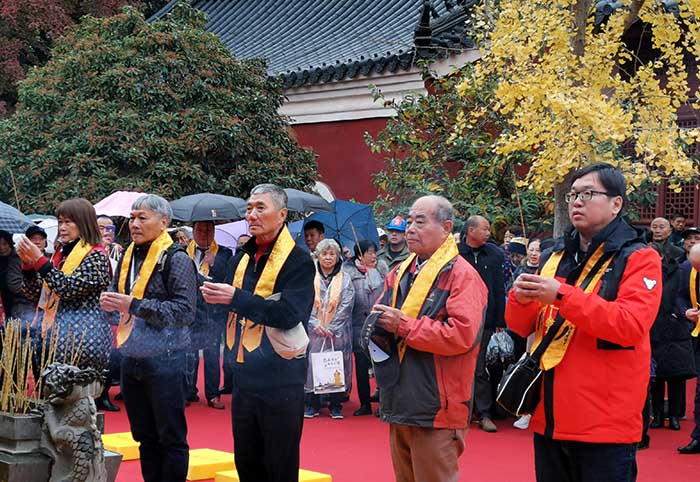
left=459, top=215, right=505, bottom=433
left=649, top=249, right=695, bottom=430
left=201, top=184, right=315, bottom=482
left=185, top=221, right=233, bottom=409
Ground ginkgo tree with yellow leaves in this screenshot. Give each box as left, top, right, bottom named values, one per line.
left=458, top=0, right=700, bottom=235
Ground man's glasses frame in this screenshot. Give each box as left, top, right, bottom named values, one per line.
left=565, top=190, right=611, bottom=204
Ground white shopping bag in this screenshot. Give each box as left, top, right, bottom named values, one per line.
left=310, top=338, right=345, bottom=394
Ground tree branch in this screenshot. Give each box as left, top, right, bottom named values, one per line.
left=625, top=0, right=646, bottom=33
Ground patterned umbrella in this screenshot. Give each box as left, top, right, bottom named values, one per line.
left=0, top=201, right=32, bottom=233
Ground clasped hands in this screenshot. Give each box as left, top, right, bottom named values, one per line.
left=512, top=274, right=562, bottom=305
left=200, top=282, right=235, bottom=305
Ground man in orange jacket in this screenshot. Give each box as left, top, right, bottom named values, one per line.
left=506, top=163, right=662, bottom=482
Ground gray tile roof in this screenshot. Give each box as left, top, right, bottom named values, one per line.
left=153, top=0, right=475, bottom=88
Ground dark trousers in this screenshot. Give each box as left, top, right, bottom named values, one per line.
left=232, top=386, right=304, bottom=482
left=354, top=350, right=371, bottom=406
left=651, top=377, right=685, bottom=418
left=641, top=383, right=651, bottom=444
left=222, top=344, right=234, bottom=391
left=692, top=376, right=700, bottom=440
left=122, top=351, right=189, bottom=482
left=534, top=433, right=637, bottom=482
left=306, top=392, right=343, bottom=410
left=99, top=349, right=122, bottom=401
left=474, top=331, right=495, bottom=419
left=186, top=343, right=221, bottom=401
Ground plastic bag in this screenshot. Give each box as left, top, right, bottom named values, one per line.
left=485, top=331, right=515, bottom=369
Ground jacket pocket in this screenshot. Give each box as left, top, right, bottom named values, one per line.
left=597, top=339, right=634, bottom=350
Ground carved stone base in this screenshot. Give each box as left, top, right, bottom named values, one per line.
left=104, top=450, right=122, bottom=482
left=0, top=450, right=51, bottom=481
left=0, top=413, right=42, bottom=454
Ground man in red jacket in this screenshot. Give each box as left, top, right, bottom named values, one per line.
left=507, top=163, right=661, bottom=482
left=369, top=195, right=487, bottom=482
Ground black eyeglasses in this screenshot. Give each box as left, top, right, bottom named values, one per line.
left=565, top=190, right=611, bottom=203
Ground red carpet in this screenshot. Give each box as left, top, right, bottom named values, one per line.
left=106, top=378, right=700, bottom=482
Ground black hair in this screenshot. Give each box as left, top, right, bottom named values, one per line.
left=642, top=228, right=654, bottom=244
left=570, top=163, right=627, bottom=211
left=0, top=230, right=13, bottom=247
left=303, top=220, right=325, bottom=234
left=672, top=212, right=686, bottom=220
left=353, top=239, right=378, bottom=259
left=507, top=225, right=524, bottom=236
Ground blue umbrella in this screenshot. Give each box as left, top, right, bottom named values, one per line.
left=305, top=200, right=379, bottom=250
left=0, top=201, right=32, bottom=234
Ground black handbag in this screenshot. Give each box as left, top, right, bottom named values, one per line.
left=495, top=315, right=564, bottom=416
left=496, top=250, right=614, bottom=416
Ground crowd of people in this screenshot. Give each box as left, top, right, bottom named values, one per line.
left=0, top=165, right=699, bottom=482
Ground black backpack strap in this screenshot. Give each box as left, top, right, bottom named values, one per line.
left=531, top=251, right=615, bottom=362
left=158, top=244, right=190, bottom=297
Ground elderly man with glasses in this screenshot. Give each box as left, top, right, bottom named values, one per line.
left=506, top=163, right=662, bottom=482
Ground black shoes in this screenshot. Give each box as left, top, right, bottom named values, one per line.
left=678, top=439, right=700, bottom=454
left=650, top=413, right=663, bottom=428
left=96, top=398, right=120, bottom=412
left=669, top=416, right=681, bottom=431
left=353, top=404, right=373, bottom=416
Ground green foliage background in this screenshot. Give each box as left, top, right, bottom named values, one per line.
left=0, top=3, right=317, bottom=212
left=367, top=64, right=551, bottom=237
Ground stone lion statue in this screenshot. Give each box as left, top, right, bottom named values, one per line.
left=40, top=363, right=108, bottom=482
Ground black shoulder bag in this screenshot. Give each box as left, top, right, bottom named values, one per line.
left=496, top=251, right=614, bottom=416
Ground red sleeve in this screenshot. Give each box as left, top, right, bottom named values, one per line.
left=396, top=261, right=488, bottom=357
left=554, top=248, right=662, bottom=346
left=505, top=290, right=541, bottom=338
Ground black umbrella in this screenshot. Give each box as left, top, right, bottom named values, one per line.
left=284, top=188, right=333, bottom=213
left=0, top=201, right=32, bottom=234
left=170, top=193, right=246, bottom=222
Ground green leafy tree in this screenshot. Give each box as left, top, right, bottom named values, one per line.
left=367, top=64, right=551, bottom=236
left=0, top=0, right=169, bottom=115
left=0, top=3, right=317, bottom=212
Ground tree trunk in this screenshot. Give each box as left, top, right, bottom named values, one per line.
left=553, top=179, right=571, bottom=238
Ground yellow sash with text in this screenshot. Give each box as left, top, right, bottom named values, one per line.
left=532, top=244, right=614, bottom=370
left=690, top=268, right=700, bottom=337
left=391, top=234, right=459, bottom=362
left=39, top=241, right=94, bottom=336
left=313, top=271, right=344, bottom=327
left=226, top=226, right=296, bottom=362
left=186, top=240, right=219, bottom=277
left=115, top=230, right=173, bottom=348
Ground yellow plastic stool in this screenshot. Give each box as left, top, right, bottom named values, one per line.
left=215, top=468, right=332, bottom=482
left=102, top=432, right=139, bottom=461
left=187, top=448, right=236, bottom=481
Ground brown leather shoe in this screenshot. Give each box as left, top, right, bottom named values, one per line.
left=207, top=397, right=225, bottom=410
left=479, top=417, right=498, bottom=433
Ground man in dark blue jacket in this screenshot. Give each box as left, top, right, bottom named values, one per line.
left=185, top=221, right=233, bottom=409
left=459, top=215, right=506, bottom=433
left=201, top=184, right=315, bottom=482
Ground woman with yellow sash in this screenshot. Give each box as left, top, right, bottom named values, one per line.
left=16, top=198, right=112, bottom=373
left=304, top=238, right=355, bottom=419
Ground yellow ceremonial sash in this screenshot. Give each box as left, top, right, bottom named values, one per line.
left=225, top=226, right=296, bottom=362
left=690, top=268, right=700, bottom=337
left=186, top=240, right=219, bottom=277
left=313, top=271, right=344, bottom=328
left=531, top=244, right=614, bottom=370
left=39, top=240, right=94, bottom=336
left=115, top=230, right=173, bottom=348
left=391, top=234, right=460, bottom=362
